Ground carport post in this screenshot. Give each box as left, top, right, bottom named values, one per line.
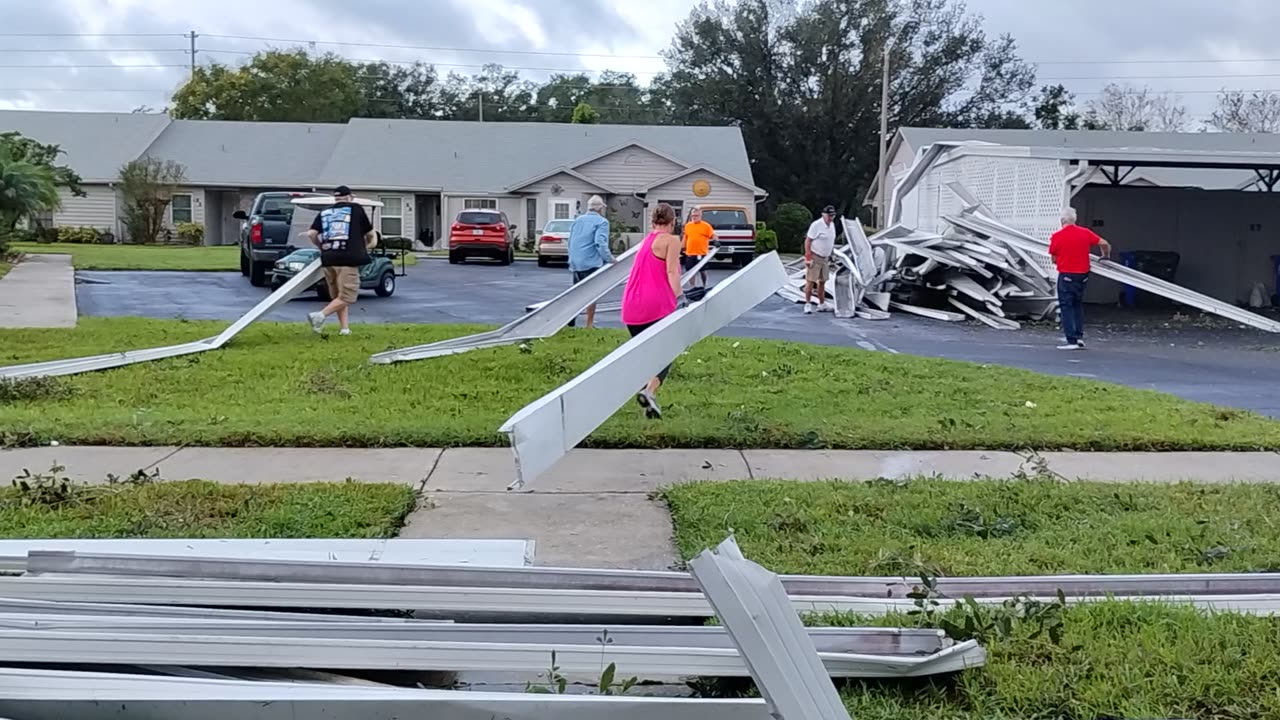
left=1064, top=160, right=1094, bottom=204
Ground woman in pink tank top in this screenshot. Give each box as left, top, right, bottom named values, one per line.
left=621, top=202, right=684, bottom=419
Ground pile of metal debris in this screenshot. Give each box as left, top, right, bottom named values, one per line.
left=0, top=536, right=977, bottom=720
left=779, top=181, right=1280, bottom=334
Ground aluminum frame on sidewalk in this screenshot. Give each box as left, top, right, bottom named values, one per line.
left=500, top=252, right=789, bottom=489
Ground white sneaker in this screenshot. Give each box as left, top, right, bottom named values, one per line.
left=1056, top=343, right=1080, bottom=350
left=339, top=328, right=352, bottom=336
left=818, top=302, right=833, bottom=313
left=803, top=303, right=815, bottom=315
left=307, top=312, right=326, bottom=334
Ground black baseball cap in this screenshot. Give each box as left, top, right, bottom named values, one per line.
left=822, top=205, right=836, bottom=215
left=333, top=185, right=352, bottom=197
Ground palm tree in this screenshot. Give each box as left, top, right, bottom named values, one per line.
left=0, top=148, right=61, bottom=237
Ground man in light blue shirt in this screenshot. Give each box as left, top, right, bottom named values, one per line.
left=566, top=195, right=613, bottom=328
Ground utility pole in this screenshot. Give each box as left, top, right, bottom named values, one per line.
left=187, top=30, right=199, bottom=79
left=478, top=91, right=484, bottom=122
left=876, top=38, right=894, bottom=229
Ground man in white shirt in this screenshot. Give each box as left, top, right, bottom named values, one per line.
left=803, top=205, right=838, bottom=314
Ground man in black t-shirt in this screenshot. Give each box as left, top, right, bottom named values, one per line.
left=306, top=186, right=376, bottom=335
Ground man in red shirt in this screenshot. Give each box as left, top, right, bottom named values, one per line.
left=1048, top=208, right=1112, bottom=350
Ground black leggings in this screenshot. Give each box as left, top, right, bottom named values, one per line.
left=627, top=321, right=671, bottom=383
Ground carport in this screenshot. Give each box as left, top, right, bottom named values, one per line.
left=890, top=141, right=1280, bottom=315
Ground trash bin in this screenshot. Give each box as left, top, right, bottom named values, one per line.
left=1272, top=255, right=1280, bottom=306
left=1119, top=251, right=1180, bottom=307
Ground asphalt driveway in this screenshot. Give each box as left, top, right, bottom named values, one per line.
left=74, top=259, right=1280, bottom=417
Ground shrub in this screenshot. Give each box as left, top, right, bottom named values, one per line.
left=55, top=226, right=100, bottom=244
left=770, top=202, right=813, bottom=254
left=379, top=236, right=413, bottom=251
left=755, top=222, right=779, bottom=254
left=175, top=222, right=204, bottom=245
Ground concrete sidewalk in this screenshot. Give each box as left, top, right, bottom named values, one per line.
left=0, top=254, right=76, bottom=328
left=3, top=446, right=1278, bottom=569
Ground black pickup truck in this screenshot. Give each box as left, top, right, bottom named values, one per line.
left=233, top=191, right=325, bottom=286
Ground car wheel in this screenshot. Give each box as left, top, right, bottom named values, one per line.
left=316, top=284, right=331, bottom=302
left=537, top=255, right=549, bottom=268
left=375, top=271, right=396, bottom=297
left=249, top=261, right=270, bottom=287
left=239, top=251, right=250, bottom=276
left=500, top=246, right=514, bottom=266
left=448, top=251, right=461, bottom=265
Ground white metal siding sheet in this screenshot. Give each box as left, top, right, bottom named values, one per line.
left=52, top=186, right=115, bottom=232
left=576, top=148, right=685, bottom=192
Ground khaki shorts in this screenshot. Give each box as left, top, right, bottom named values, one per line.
left=805, top=255, right=831, bottom=283
left=323, top=266, right=360, bottom=304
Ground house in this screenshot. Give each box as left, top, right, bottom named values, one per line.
left=865, top=126, right=1274, bottom=220
left=0, top=110, right=765, bottom=247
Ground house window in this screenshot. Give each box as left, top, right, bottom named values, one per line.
left=464, top=198, right=497, bottom=210
left=525, top=198, right=537, bottom=239
left=171, top=194, right=193, bottom=224
left=380, top=196, right=403, bottom=237
left=552, top=200, right=573, bottom=221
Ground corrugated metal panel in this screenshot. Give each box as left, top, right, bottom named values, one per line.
left=52, top=185, right=116, bottom=232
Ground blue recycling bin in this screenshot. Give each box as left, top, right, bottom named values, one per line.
left=1272, top=255, right=1280, bottom=306
left=1119, top=251, right=1180, bottom=307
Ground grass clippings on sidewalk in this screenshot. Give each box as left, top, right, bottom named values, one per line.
left=0, top=474, right=416, bottom=538
left=2, top=318, right=1280, bottom=451
left=12, top=242, right=239, bottom=271
left=665, top=478, right=1280, bottom=720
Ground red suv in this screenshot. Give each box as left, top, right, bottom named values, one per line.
left=448, top=209, right=515, bottom=265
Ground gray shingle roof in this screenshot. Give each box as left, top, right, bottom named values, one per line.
left=143, top=119, right=346, bottom=187
left=315, top=119, right=754, bottom=191
left=0, top=110, right=170, bottom=183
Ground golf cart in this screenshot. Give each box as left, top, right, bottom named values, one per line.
left=269, top=196, right=407, bottom=299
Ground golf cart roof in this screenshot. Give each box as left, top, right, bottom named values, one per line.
left=291, top=196, right=384, bottom=209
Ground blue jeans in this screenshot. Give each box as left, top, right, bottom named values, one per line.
left=1057, top=272, right=1089, bottom=344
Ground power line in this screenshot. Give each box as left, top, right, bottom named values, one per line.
left=0, top=32, right=184, bottom=38
left=200, top=33, right=666, bottom=61
left=198, top=48, right=662, bottom=75
left=0, top=48, right=190, bottom=53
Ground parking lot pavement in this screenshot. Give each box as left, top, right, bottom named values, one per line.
left=74, top=259, right=1280, bottom=417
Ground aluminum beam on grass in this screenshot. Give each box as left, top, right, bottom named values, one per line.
left=44, top=551, right=1280, bottom=600
left=690, top=537, right=856, bottom=720
left=499, top=252, right=789, bottom=490
left=0, top=668, right=772, bottom=720
left=0, top=627, right=984, bottom=679
left=0, top=597, right=422, bottom=623
left=947, top=209, right=1280, bottom=334
left=371, top=245, right=640, bottom=364
left=0, top=260, right=324, bottom=380
left=526, top=247, right=721, bottom=313
left=0, top=537, right=532, bottom=573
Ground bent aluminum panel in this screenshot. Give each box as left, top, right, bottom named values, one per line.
left=499, top=252, right=789, bottom=489
left=529, top=247, right=721, bottom=314
left=371, top=245, right=640, bottom=364
left=690, top=537, right=853, bottom=720
left=0, top=668, right=771, bottom=720
left=0, top=260, right=325, bottom=380
left=0, top=628, right=980, bottom=679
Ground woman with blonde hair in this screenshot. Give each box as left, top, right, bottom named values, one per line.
left=620, top=202, right=684, bottom=419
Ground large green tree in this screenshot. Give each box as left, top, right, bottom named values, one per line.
left=172, top=50, right=364, bottom=122
left=0, top=149, right=61, bottom=243
left=654, top=0, right=1035, bottom=216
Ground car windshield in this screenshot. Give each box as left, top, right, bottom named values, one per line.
left=458, top=211, right=502, bottom=226
left=700, top=209, right=751, bottom=230
left=544, top=220, right=573, bottom=234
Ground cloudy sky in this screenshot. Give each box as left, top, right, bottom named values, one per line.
left=2, top=0, right=1277, bottom=122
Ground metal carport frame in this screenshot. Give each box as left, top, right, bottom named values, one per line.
left=499, top=252, right=789, bottom=489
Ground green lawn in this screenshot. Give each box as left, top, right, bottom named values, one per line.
left=2, top=318, right=1279, bottom=450
left=13, top=242, right=239, bottom=271
left=0, top=478, right=416, bottom=539
left=665, top=479, right=1280, bottom=719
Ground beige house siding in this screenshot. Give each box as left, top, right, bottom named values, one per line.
left=645, top=170, right=757, bottom=230
left=53, top=185, right=116, bottom=233
left=575, top=147, right=685, bottom=193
